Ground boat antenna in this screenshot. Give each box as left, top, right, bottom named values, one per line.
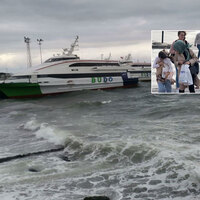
left=63, top=36, right=79, bottom=55
left=125, top=54, right=132, bottom=61
left=37, top=39, right=43, bottom=64
left=24, top=36, right=32, bottom=68
left=105, top=53, right=111, bottom=60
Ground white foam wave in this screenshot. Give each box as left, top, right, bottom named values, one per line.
left=34, top=123, right=67, bottom=146
left=0, top=193, right=16, bottom=200
left=101, top=100, right=112, bottom=104
left=8, top=111, right=19, bottom=116
left=21, top=118, right=68, bottom=146
left=22, top=118, right=40, bottom=131
left=63, top=137, right=158, bottom=166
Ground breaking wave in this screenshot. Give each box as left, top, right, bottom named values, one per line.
left=20, top=117, right=68, bottom=146
left=63, top=136, right=159, bottom=165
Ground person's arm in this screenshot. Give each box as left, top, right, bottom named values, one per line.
left=194, top=35, right=197, bottom=46
left=173, top=53, right=179, bottom=67
left=165, top=58, right=174, bottom=79
left=163, top=72, right=170, bottom=79
left=169, top=41, right=175, bottom=54
left=166, top=58, right=173, bottom=70
left=153, top=57, right=160, bottom=68
left=186, top=49, right=198, bottom=65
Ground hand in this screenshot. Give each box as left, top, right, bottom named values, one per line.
left=164, top=72, right=170, bottom=79
left=178, top=61, right=184, bottom=65
left=158, top=61, right=164, bottom=67
left=185, top=61, right=190, bottom=65
left=164, top=72, right=170, bottom=76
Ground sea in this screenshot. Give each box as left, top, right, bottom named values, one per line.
left=0, top=82, right=200, bottom=200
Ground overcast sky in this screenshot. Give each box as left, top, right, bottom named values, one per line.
left=0, top=0, right=200, bottom=72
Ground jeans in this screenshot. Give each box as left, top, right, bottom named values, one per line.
left=158, top=79, right=172, bottom=93
left=197, top=44, right=200, bottom=59
left=175, top=67, right=179, bottom=88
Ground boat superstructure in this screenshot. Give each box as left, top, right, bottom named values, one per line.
left=120, top=54, right=151, bottom=81
left=0, top=36, right=140, bottom=98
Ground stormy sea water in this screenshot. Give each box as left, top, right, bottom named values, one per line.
left=0, top=82, right=200, bottom=200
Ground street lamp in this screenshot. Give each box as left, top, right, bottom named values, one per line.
left=24, top=36, right=32, bottom=68
left=37, top=39, right=43, bottom=64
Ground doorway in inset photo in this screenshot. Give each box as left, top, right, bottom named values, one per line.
left=151, top=30, right=200, bottom=94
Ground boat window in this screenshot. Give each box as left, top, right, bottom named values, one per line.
left=69, top=63, right=120, bottom=67
left=38, top=73, right=121, bottom=78
left=38, top=75, right=48, bottom=78
left=7, top=75, right=31, bottom=80
left=44, top=57, right=79, bottom=63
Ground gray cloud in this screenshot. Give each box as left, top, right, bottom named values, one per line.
left=0, top=0, right=199, bottom=70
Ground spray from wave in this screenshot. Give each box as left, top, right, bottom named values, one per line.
left=21, top=117, right=68, bottom=146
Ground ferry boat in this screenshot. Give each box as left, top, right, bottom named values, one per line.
left=0, top=72, right=11, bottom=80
left=0, top=36, right=140, bottom=98
left=120, top=54, right=151, bottom=81
left=129, top=62, right=151, bottom=81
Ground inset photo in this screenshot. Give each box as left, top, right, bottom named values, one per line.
left=151, top=30, right=200, bottom=94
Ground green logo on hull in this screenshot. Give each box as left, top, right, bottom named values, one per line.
left=91, top=77, right=113, bottom=83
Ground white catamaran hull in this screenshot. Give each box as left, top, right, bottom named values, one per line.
left=0, top=73, right=138, bottom=98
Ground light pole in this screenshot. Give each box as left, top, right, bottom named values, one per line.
left=24, top=37, right=32, bottom=68
left=37, top=39, right=43, bottom=64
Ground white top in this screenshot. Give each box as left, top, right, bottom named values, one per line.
left=153, top=57, right=173, bottom=79
left=194, top=33, right=200, bottom=45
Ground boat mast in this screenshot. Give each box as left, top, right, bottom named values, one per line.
left=63, top=36, right=79, bottom=56
left=125, top=54, right=132, bottom=61
left=24, top=37, right=32, bottom=68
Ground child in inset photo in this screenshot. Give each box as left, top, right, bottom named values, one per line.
left=153, top=50, right=174, bottom=93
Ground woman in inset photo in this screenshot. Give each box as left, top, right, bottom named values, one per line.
left=173, top=40, right=198, bottom=93
left=170, top=31, right=190, bottom=89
